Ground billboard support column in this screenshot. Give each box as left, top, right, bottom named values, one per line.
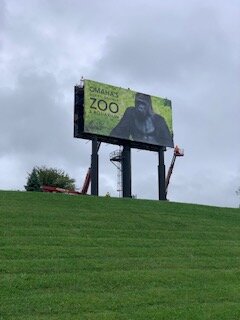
left=122, top=145, right=132, bottom=198
left=91, top=138, right=99, bottom=196
left=158, top=147, right=166, bottom=201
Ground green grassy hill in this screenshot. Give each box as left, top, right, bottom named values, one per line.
left=1, top=191, right=240, bottom=320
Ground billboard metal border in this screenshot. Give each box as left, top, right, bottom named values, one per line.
left=74, top=83, right=167, bottom=200
left=74, top=85, right=169, bottom=152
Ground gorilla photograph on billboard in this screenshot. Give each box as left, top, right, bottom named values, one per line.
left=74, top=80, right=174, bottom=149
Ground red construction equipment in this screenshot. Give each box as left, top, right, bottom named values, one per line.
left=165, top=145, right=184, bottom=195
left=81, top=167, right=91, bottom=194
left=41, top=185, right=82, bottom=195
left=41, top=168, right=91, bottom=196
left=41, top=142, right=101, bottom=195
left=42, top=142, right=182, bottom=197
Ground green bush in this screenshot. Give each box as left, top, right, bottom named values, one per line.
left=25, top=166, right=75, bottom=191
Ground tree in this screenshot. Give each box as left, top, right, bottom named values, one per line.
left=25, top=168, right=41, bottom=191
left=25, top=166, right=75, bottom=191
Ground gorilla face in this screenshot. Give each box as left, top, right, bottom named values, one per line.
left=136, top=102, right=149, bottom=119
left=135, top=93, right=152, bottom=119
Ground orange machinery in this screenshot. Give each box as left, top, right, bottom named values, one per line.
left=42, top=143, right=183, bottom=196
left=165, top=145, right=184, bottom=195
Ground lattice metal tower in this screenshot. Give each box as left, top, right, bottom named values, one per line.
left=110, top=147, right=123, bottom=197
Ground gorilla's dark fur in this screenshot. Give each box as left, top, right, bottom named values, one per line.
left=110, top=93, right=173, bottom=147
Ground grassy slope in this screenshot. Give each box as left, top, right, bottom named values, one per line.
left=0, top=191, right=240, bottom=320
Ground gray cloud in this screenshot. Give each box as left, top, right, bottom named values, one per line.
left=92, top=1, right=238, bottom=84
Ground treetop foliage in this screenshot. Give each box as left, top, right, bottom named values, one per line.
left=25, top=166, right=75, bottom=192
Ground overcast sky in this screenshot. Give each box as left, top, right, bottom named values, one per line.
left=0, top=0, right=239, bottom=207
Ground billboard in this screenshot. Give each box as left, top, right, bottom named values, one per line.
left=74, top=80, right=174, bottom=149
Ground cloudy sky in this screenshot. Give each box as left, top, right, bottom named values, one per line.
left=0, top=0, right=239, bottom=207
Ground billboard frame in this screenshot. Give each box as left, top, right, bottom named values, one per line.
left=74, top=82, right=168, bottom=200
left=74, top=82, right=173, bottom=152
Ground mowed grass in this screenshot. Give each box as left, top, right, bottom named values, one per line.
left=0, top=191, right=240, bottom=320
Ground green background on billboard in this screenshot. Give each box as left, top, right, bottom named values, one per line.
left=84, top=79, right=173, bottom=138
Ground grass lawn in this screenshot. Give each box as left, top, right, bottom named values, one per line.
left=0, top=191, right=240, bottom=319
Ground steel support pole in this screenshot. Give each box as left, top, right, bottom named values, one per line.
left=91, top=138, right=99, bottom=196
left=158, top=147, right=166, bottom=201
left=122, top=145, right=132, bottom=198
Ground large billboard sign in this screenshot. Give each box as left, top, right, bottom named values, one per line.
left=74, top=80, right=174, bottom=149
